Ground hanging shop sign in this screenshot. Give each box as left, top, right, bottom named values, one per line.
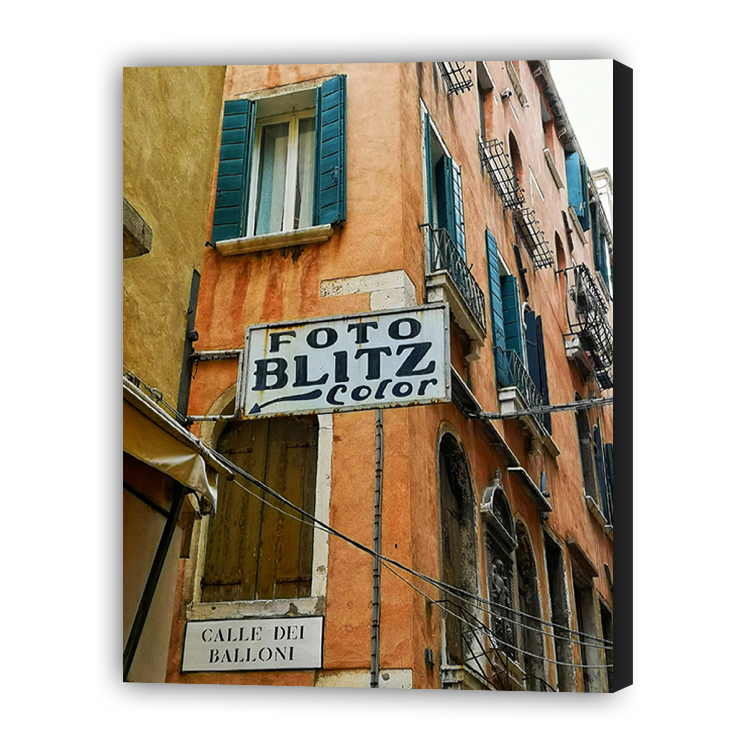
left=182, top=616, right=324, bottom=672
left=237, top=304, right=450, bottom=418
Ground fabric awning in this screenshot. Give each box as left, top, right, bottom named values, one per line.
left=123, top=378, right=232, bottom=514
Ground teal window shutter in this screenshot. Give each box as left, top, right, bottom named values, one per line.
left=451, top=162, right=466, bottom=260
left=593, top=423, right=609, bottom=512
left=212, top=99, right=256, bottom=242
left=500, top=275, right=523, bottom=361
left=524, top=308, right=541, bottom=390
left=485, top=230, right=509, bottom=386
left=565, top=151, right=583, bottom=216
left=424, top=113, right=434, bottom=227
left=315, top=75, right=347, bottom=225
left=604, top=443, right=614, bottom=523
left=435, top=157, right=466, bottom=260
left=565, top=151, right=590, bottom=231
left=435, top=155, right=455, bottom=235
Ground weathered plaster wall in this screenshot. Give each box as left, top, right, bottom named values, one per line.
left=123, top=65, right=226, bottom=404
left=168, top=62, right=614, bottom=689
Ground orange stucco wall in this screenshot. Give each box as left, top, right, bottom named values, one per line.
left=167, top=62, right=614, bottom=690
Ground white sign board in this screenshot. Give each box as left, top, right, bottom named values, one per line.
left=182, top=616, right=323, bottom=672
left=237, top=304, right=450, bottom=418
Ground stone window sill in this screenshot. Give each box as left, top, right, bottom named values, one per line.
left=187, top=596, right=325, bottom=621
left=215, top=224, right=334, bottom=256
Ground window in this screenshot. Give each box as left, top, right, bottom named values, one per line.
left=573, top=579, right=604, bottom=692
left=564, top=150, right=590, bottom=231
left=481, top=477, right=518, bottom=666
left=575, top=395, right=599, bottom=502
left=422, top=109, right=487, bottom=344
left=515, top=522, right=547, bottom=691
left=590, top=201, right=613, bottom=296
left=437, top=433, right=479, bottom=671
left=251, top=109, right=316, bottom=235
left=543, top=532, right=576, bottom=691
left=523, top=308, right=551, bottom=433
left=424, top=113, right=466, bottom=260
left=604, top=442, right=614, bottom=524
left=485, top=229, right=523, bottom=388
left=212, top=76, right=346, bottom=243
left=593, top=422, right=613, bottom=524
left=202, top=415, right=319, bottom=602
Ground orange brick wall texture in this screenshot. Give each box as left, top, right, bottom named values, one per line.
left=167, top=62, right=614, bottom=689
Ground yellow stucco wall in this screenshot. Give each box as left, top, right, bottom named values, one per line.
left=123, top=65, right=226, bottom=404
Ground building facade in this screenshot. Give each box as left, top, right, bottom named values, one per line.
left=123, top=65, right=227, bottom=682
left=159, top=62, right=614, bottom=690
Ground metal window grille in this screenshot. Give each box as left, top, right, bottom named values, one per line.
left=479, top=138, right=525, bottom=211
left=422, top=225, right=487, bottom=334
left=563, top=264, right=614, bottom=389
left=514, top=207, right=554, bottom=270
left=437, top=62, right=474, bottom=95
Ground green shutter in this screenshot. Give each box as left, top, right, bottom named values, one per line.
left=536, top=316, right=551, bottom=433
left=212, top=99, right=255, bottom=242
left=565, top=150, right=590, bottom=231
left=424, top=112, right=434, bottom=227
left=436, top=157, right=466, bottom=260
left=593, top=423, right=609, bottom=513
left=524, top=308, right=541, bottom=389
left=451, top=162, right=466, bottom=260
left=486, top=230, right=509, bottom=385
left=500, top=275, right=523, bottom=361
left=604, top=443, right=614, bottom=524
left=315, top=75, right=347, bottom=225
left=436, top=155, right=454, bottom=235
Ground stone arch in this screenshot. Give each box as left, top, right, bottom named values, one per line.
left=436, top=427, right=479, bottom=668
left=515, top=520, right=547, bottom=690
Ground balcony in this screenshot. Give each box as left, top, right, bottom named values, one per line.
left=479, top=138, right=525, bottom=211
left=495, top=348, right=559, bottom=456
left=422, top=225, right=486, bottom=359
left=436, top=62, right=474, bottom=95
left=562, top=264, right=613, bottom=389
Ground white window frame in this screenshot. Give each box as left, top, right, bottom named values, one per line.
left=247, top=107, right=317, bottom=238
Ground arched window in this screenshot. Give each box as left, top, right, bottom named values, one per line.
left=480, top=471, right=518, bottom=664
left=515, top=522, right=547, bottom=690
left=202, top=415, right=319, bottom=602
left=438, top=432, right=479, bottom=668
left=508, top=130, right=523, bottom=190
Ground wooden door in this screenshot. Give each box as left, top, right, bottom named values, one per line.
left=202, top=416, right=317, bottom=602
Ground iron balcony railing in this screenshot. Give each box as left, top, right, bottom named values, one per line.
left=496, top=346, right=547, bottom=435
left=563, top=263, right=614, bottom=389
left=423, top=225, right=487, bottom=334
left=479, top=138, right=525, bottom=211
left=436, top=62, right=474, bottom=95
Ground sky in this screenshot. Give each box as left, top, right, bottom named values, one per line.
left=549, top=60, right=613, bottom=176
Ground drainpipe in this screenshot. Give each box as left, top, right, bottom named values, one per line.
left=370, top=409, right=384, bottom=688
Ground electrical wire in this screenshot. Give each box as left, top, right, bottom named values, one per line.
left=216, top=473, right=611, bottom=674
left=221, top=462, right=614, bottom=654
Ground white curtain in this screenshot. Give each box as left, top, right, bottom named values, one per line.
left=295, top=117, right=316, bottom=229
left=255, top=122, right=289, bottom=235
